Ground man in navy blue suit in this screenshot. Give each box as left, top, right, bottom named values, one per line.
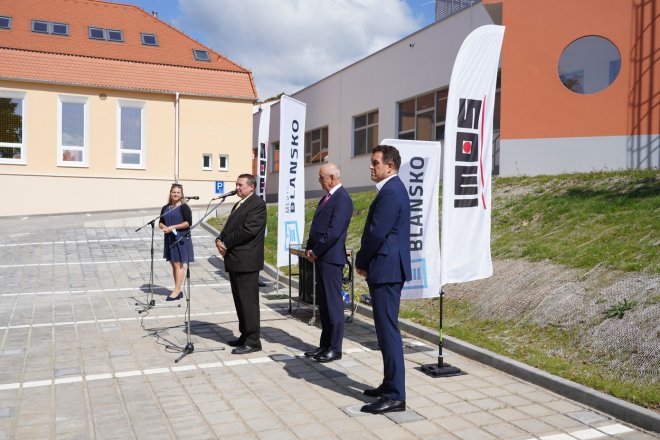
left=356, top=145, right=411, bottom=414
left=304, top=163, right=354, bottom=363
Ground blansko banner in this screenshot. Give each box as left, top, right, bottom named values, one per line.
left=276, top=95, right=306, bottom=267
left=441, top=25, right=505, bottom=285
left=382, top=138, right=442, bottom=299
left=256, top=104, right=270, bottom=202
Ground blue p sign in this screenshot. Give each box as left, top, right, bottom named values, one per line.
left=215, top=181, right=225, bottom=194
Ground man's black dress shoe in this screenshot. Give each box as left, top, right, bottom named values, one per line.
left=304, top=347, right=327, bottom=358
left=360, top=397, right=406, bottom=414
left=231, top=345, right=261, bottom=355
left=226, top=338, right=244, bottom=347
left=363, top=384, right=384, bottom=397
left=314, top=350, right=342, bottom=363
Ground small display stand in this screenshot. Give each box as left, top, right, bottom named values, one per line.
left=288, top=245, right=355, bottom=326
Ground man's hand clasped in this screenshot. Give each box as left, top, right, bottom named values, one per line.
left=216, top=239, right=227, bottom=257
left=305, top=249, right=318, bottom=262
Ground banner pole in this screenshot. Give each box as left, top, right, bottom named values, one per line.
left=421, top=291, right=463, bottom=377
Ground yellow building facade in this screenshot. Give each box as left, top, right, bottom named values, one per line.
left=0, top=0, right=256, bottom=216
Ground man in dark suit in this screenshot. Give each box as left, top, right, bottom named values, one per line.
left=356, top=145, right=411, bottom=414
left=304, top=163, right=354, bottom=363
left=216, top=174, right=267, bottom=355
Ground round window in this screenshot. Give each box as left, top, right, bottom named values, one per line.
left=558, top=36, right=621, bottom=94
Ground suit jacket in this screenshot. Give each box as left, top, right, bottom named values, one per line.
left=219, top=194, right=267, bottom=273
left=306, top=185, right=353, bottom=265
left=356, top=175, right=412, bottom=284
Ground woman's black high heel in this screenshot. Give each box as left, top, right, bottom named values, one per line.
left=166, top=291, right=183, bottom=301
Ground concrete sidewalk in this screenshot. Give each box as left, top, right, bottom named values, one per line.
left=0, top=210, right=656, bottom=440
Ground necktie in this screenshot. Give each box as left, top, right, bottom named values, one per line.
left=321, top=193, right=330, bottom=206
left=232, top=198, right=245, bottom=213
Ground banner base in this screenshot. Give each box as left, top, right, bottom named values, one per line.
left=420, top=362, right=464, bottom=378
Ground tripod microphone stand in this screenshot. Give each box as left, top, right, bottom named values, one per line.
left=165, top=193, right=234, bottom=363
left=134, top=206, right=190, bottom=313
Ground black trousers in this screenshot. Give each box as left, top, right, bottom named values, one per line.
left=228, top=270, right=261, bottom=348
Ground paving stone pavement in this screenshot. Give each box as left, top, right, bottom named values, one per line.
left=0, top=210, right=657, bottom=440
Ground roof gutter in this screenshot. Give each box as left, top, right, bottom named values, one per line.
left=0, top=74, right=256, bottom=101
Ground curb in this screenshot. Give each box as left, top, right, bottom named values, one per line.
left=394, top=313, right=660, bottom=434
left=201, top=220, right=659, bottom=434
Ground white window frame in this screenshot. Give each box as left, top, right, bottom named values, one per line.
left=57, top=95, right=89, bottom=167
left=352, top=110, right=378, bottom=157
left=116, top=100, right=146, bottom=169
left=0, top=16, right=12, bottom=30
left=32, top=20, right=68, bottom=36
left=202, top=153, right=212, bottom=170
left=141, top=32, right=158, bottom=46
left=218, top=154, right=229, bottom=171
left=193, top=49, right=211, bottom=61
left=304, top=126, right=329, bottom=165
left=0, top=89, right=27, bottom=165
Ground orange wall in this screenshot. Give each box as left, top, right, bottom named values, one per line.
left=497, top=0, right=658, bottom=140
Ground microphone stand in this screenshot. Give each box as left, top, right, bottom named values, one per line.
left=165, top=194, right=234, bottom=363
left=134, top=202, right=193, bottom=313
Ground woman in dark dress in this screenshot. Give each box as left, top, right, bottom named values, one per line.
left=159, top=183, right=194, bottom=301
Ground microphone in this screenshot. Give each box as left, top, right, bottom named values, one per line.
left=185, top=196, right=199, bottom=200
left=212, top=190, right=237, bottom=201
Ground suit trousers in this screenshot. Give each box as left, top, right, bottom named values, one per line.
left=228, top=270, right=261, bottom=348
left=316, top=261, right=345, bottom=352
left=369, top=282, right=405, bottom=401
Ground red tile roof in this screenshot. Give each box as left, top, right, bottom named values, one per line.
left=0, top=48, right=256, bottom=99
left=0, top=0, right=257, bottom=99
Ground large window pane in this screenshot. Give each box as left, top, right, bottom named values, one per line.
left=0, top=96, right=23, bottom=161
left=62, top=102, right=84, bottom=147
left=353, top=110, right=378, bottom=157
left=354, top=129, right=366, bottom=156
left=416, top=111, right=433, bottom=141
left=304, top=127, right=329, bottom=164
left=60, top=100, right=85, bottom=165
left=0, top=97, right=22, bottom=144
left=121, top=107, right=141, bottom=150
left=119, top=103, right=143, bottom=167
left=399, top=99, right=415, bottom=132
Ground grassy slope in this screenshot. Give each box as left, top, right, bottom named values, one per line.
left=207, top=170, right=660, bottom=409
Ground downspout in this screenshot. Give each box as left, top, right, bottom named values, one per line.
left=174, top=91, right=180, bottom=182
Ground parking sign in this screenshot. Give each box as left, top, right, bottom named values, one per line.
left=215, top=181, right=225, bottom=194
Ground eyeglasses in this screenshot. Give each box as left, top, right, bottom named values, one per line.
left=171, top=183, right=183, bottom=188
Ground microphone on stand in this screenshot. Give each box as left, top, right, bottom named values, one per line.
left=211, top=190, right=237, bottom=201
left=185, top=196, right=200, bottom=200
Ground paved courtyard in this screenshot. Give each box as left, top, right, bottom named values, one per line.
left=0, top=210, right=656, bottom=440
